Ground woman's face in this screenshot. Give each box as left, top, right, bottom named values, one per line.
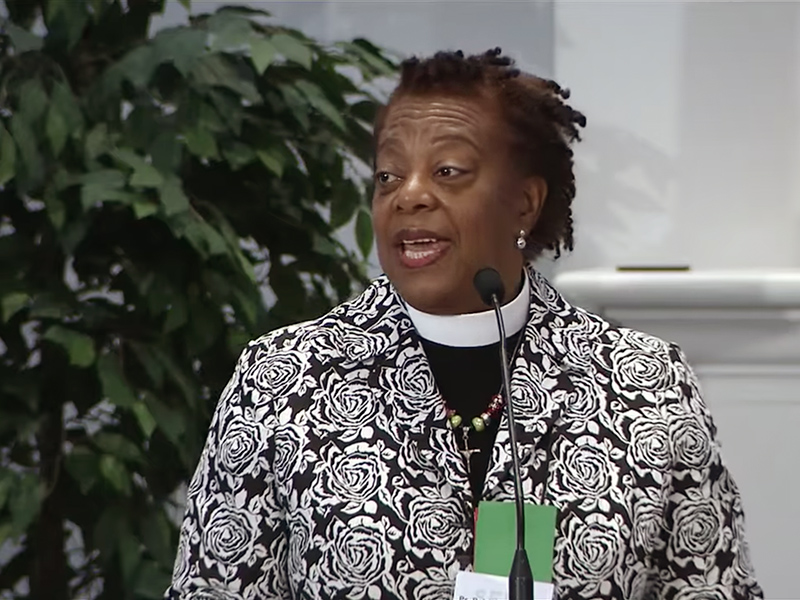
left=372, top=93, right=545, bottom=315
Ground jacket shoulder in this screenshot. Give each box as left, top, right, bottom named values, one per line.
left=244, top=275, right=398, bottom=359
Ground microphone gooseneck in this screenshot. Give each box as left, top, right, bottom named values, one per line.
left=472, top=268, right=533, bottom=600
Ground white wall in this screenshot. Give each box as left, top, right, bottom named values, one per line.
left=555, top=1, right=800, bottom=273
left=555, top=4, right=800, bottom=597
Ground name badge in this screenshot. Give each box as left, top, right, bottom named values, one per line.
left=453, top=571, right=554, bottom=600
left=473, top=501, right=558, bottom=582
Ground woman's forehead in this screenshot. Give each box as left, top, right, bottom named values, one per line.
left=377, top=93, right=505, bottom=146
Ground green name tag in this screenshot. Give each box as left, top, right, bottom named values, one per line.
left=473, top=501, right=558, bottom=583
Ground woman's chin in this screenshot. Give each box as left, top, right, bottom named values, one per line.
left=394, top=279, right=482, bottom=316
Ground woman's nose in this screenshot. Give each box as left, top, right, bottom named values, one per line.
left=395, top=173, right=436, bottom=213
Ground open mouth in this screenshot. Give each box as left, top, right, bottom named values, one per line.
left=397, top=237, right=451, bottom=268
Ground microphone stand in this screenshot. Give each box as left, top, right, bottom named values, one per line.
left=489, top=292, right=533, bottom=600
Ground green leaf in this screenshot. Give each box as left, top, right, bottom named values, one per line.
left=141, top=510, right=173, bottom=568
left=51, top=81, right=84, bottom=136
left=148, top=347, right=198, bottom=410
left=312, top=232, right=340, bottom=258
left=10, top=114, right=43, bottom=190
left=129, top=164, right=162, bottom=187
left=152, top=28, right=208, bottom=76
left=163, top=296, right=188, bottom=332
left=9, top=474, right=41, bottom=534
left=356, top=208, right=373, bottom=258
left=178, top=0, right=191, bottom=9
left=97, top=353, right=137, bottom=408
left=59, top=217, right=90, bottom=254
left=249, top=36, right=277, bottom=74
left=215, top=5, right=272, bottom=17
left=0, top=472, right=14, bottom=510
left=100, top=455, right=131, bottom=495
left=142, top=393, right=185, bottom=447
left=133, top=560, right=172, bottom=600
left=29, top=294, right=72, bottom=319
left=43, top=189, right=66, bottom=229
left=116, top=45, right=159, bottom=88
left=256, top=139, right=294, bottom=178
left=278, top=84, right=310, bottom=130
left=45, top=0, right=89, bottom=50
left=0, top=523, right=14, bottom=547
left=207, top=89, right=243, bottom=135
left=159, top=176, right=190, bottom=215
left=183, top=128, right=219, bottom=160
left=4, top=21, right=44, bottom=53
left=46, top=103, right=69, bottom=156
left=255, top=149, right=283, bottom=178
left=80, top=169, right=126, bottom=190
left=270, top=33, right=313, bottom=69
left=207, top=11, right=253, bottom=53
left=133, top=199, right=159, bottom=219
left=94, top=505, right=127, bottom=558
left=180, top=218, right=228, bottom=257
left=80, top=169, right=127, bottom=209
left=150, top=132, right=183, bottom=173
left=94, top=433, right=144, bottom=464
left=119, top=528, right=142, bottom=584
left=17, top=79, right=49, bottom=124
left=197, top=102, right=227, bottom=133
left=330, top=180, right=359, bottom=229
left=0, top=124, right=18, bottom=186
left=190, top=54, right=260, bottom=103
left=85, top=123, right=111, bottom=161
left=132, top=401, right=157, bottom=439
left=2, top=292, right=29, bottom=322
left=112, top=149, right=164, bottom=188
left=65, top=446, right=99, bottom=494
left=129, top=343, right=164, bottom=387
left=294, top=80, right=346, bottom=130
left=338, top=39, right=397, bottom=77
left=43, top=325, right=96, bottom=367
left=223, top=142, right=256, bottom=171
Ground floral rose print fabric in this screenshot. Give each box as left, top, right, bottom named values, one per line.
left=166, top=267, right=762, bottom=600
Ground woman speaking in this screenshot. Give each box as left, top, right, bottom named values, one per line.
left=167, top=49, right=762, bottom=600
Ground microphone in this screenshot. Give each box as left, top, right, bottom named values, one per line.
left=473, top=267, right=533, bottom=600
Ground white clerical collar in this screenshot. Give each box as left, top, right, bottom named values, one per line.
left=405, top=274, right=530, bottom=347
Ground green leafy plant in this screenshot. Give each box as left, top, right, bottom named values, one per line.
left=0, top=0, right=396, bottom=597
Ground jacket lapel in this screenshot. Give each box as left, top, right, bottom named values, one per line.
left=348, top=278, right=473, bottom=503
left=482, top=267, right=597, bottom=506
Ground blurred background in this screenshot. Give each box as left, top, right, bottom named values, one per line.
left=1, top=1, right=799, bottom=598
left=155, top=0, right=800, bottom=276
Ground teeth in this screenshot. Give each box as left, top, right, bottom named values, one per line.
left=402, top=238, right=438, bottom=245
left=403, top=247, right=437, bottom=260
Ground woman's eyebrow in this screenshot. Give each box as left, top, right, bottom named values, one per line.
left=430, top=133, right=481, bottom=152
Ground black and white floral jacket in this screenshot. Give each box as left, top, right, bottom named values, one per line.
left=167, top=267, right=762, bottom=600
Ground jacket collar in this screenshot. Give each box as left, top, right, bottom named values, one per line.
left=335, top=265, right=602, bottom=505
left=338, top=263, right=591, bottom=369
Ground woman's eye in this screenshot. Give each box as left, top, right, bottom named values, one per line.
left=436, top=166, right=461, bottom=177
left=376, top=171, right=398, bottom=185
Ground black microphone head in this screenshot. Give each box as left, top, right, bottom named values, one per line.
left=473, top=268, right=505, bottom=307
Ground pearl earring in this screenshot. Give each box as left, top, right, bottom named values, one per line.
left=515, top=230, right=527, bottom=250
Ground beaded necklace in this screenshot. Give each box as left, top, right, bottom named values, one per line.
left=443, top=331, right=526, bottom=474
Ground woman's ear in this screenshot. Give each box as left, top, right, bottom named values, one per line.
left=520, top=176, right=547, bottom=232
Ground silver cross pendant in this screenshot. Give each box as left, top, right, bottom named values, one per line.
left=459, top=427, right=480, bottom=475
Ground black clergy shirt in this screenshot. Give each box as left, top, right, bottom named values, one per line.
left=420, top=330, right=523, bottom=504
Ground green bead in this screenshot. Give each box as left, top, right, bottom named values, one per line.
left=472, top=416, right=486, bottom=432
left=449, top=414, right=463, bottom=429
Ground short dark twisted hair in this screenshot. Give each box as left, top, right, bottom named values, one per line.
left=374, top=48, right=587, bottom=259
